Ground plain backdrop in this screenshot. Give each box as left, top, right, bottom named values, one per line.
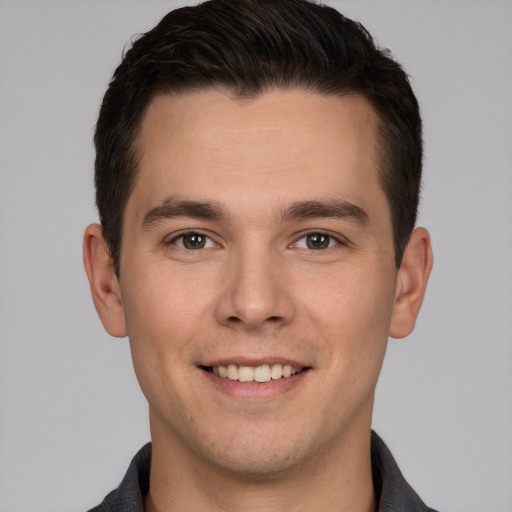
left=1, top=1, right=511, bottom=511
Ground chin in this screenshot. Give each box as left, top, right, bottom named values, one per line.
left=197, top=426, right=320, bottom=480
left=209, top=446, right=306, bottom=480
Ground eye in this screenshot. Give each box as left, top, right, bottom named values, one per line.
left=294, top=232, right=340, bottom=250
left=169, top=231, right=216, bottom=250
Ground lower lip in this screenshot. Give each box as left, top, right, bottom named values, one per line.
left=200, top=368, right=309, bottom=400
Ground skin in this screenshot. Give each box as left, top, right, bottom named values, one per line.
left=84, top=89, right=432, bottom=512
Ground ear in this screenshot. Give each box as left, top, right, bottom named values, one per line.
left=389, top=227, right=433, bottom=339
left=83, top=224, right=127, bottom=337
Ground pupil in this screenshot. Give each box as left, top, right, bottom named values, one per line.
left=308, top=234, right=328, bottom=249
left=185, top=233, right=205, bottom=249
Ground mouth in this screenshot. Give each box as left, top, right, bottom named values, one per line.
left=200, top=364, right=308, bottom=383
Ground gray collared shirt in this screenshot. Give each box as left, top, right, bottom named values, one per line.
left=87, top=431, right=439, bottom=512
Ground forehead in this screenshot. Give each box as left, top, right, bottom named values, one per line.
left=130, top=89, right=386, bottom=220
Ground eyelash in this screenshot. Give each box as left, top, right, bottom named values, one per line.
left=292, top=231, right=345, bottom=251
left=166, top=231, right=217, bottom=250
left=166, top=230, right=345, bottom=251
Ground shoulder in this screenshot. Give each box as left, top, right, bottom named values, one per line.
left=87, top=443, right=152, bottom=512
left=371, top=431, right=440, bottom=512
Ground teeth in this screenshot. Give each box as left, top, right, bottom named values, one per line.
left=271, top=364, right=283, bottom=380
left=253, top=364, right=271, bottom=383
left=238, top=366, right=253, bottom=382
left=211, top=364, right=303, bottom=382
left=227, top=364, right=238, bottom=380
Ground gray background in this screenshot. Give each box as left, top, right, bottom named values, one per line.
left=1, top=1, right=511, bottom=511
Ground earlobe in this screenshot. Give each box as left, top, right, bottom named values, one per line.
left=389, top=227, right=433, bottom=339
left=83, top=224, right=128, bottom=338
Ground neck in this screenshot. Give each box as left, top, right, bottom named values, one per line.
left=145, top=408, right=377, bottom=512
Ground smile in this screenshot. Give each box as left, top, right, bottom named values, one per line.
left=203, top=364, right=305, bottom=383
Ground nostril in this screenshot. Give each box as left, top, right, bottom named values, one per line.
left=228, top=315, right=281, bottom=322
left=221, top=314, right=286, bottom=333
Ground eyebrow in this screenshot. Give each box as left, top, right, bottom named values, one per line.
left=141, top=198, right=228, bottom=229
left=280, top=200, right=369, bottom=226
left=141, top=197, right=369, bottom=229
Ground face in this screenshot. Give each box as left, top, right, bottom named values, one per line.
left=116, top=89, right=400, bottom=476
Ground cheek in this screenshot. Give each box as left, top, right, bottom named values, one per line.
left=122, top=259, right=214, bottom=336
left=305, top=262, right=395, bottom=330
left=120, top=268, right=210, bottom=396
left=305, top=267, right=393, bottom=424
left=301, top=262, right=395, bottom=376
left=124, top=296, right=200, bottom=432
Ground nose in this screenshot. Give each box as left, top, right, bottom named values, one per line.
left=214, top=244, right=295, bottom=331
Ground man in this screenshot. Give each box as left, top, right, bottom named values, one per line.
left=83, top=0, right=435, bottom=510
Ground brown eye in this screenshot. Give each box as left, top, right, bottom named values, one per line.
left=306, top=233, right=331, bottom=250
left=171, top=232, right=215, bottom=250
left=182, top=233, right=206, bottom=249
